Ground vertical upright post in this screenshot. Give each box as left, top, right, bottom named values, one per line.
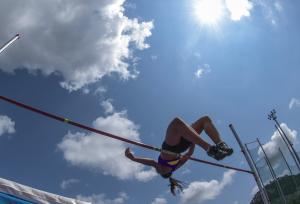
left=278, top=147, right=298, bottom=190
left=257, top=138, right=287, bottom=204
left=278, top=147, right=294, bottom=177
left=229, top=124, right=270, bottom=204
left=268, top=109, right=300, bottom=168
left=275, top=124, right=300, bottom=171
left=0, top=34, right=20, bottom=55
left=245, top=143, right=270, bottom=203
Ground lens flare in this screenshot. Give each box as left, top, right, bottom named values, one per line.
left=193, top=0, right=224, bottom=26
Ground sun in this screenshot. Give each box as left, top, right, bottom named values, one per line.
left=193, top=0, right=224, bottom=26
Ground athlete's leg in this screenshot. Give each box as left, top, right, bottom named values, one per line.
left=191, top=116, right=222, bottom=144
left=165, top=117, right=211, bottom=151
left=192, top=116, right=233, bottom=156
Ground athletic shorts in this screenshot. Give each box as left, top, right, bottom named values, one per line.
left=162, top=137, right=192, bottom=154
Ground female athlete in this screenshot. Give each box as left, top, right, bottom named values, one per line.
left=125, top=116, right=233, bottom=195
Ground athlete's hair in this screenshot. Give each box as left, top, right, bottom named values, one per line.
left=168, top=177, right=183, bottom=196
left=160, top=173, right=184, bottom=196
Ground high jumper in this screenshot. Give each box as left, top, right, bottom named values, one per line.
left=125, top=116, right=233, bottom=195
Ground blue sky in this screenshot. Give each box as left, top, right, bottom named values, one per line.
left=0, top=0, right=300, bottom=203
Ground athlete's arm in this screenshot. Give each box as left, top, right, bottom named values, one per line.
left=175, top=144, right=195, bottom=169
left=125, top=148, right=157, bottom=167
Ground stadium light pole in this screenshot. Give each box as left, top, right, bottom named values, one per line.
left=268, top=109, right=300, bottom=169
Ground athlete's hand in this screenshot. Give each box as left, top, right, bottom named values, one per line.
left=182, top=144, right=195, bottom=160
left=187, top=143, right=195, bottom=156
left=178, top=144, right=195, bottom=168
left=125, top=148, right=135, bottom=160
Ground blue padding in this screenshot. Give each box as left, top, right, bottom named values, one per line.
left=0, top=192, right=36, bottom=204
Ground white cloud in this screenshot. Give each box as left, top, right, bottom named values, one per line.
left=225, top=0, right=253, bottom=21
left=77, top=192, right=128, bottom=204
left=101, top=99, right=115, bottom=114
left=0, top=115, right=16, bottom=136
left=256, top=0, right=283, bottom=26
left=259, top=123, right=297, bottom=166
left=192, top=0, right=254, bottom=24
left=0, top=0, right=153, bottom=92
left=195, top=69, right=205, bottom=78
left=261, top=5, right=277, bottom=25
left=82, top=88, right=90, bottom=95
left=60, top=178, right=80, bottom=190
left=124, top=2, right=137, bottom=10
left=251, top=185, right=258, bottom=196
left=135, top=168, right=157, bottom=182
left=289, top=98, right=300, bottom=110
left=58, top=109, right=157, bottom=181
left=277, top=169, right=290, bottom=178
left=224, top=0, right=283, bottom=24
left=195, top=64, right=211, bottom=78
left=180, top=170, right=236, bottom=204
left=151, top=197, right=167, bottom=204
left=274, top=1, right=283, bottom=12
left=94, top=86, right=107, bottom=96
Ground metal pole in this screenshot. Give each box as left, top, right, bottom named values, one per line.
left=278, top=147, right=298, bottom=190
left=257, top=138, right=287, bottom=204
left=279, top=148, right=294, bottom=177
left=245, top=144, right=271, bottom=203
left=268, top=109, right=300, bottom=167
left=229, top=124, right=270, bottom=204
left=275, top=124, right=300, bottom=171
left=275, top=122, right=300, bottom=167
left=0, top=34, right=20, bottom=55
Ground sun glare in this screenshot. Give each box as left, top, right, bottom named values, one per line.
left=193, top=0, right=224, bottom=26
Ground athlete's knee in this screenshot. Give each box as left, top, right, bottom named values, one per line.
left=201, top=116, right=213, bottom=129
left=173, top=117, right=182, bottom=122
left=202, top=115, right=212, bottom=123
left=170, top=117, right=184, bottom=127
left=166, top=117, right=183, bottom=135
